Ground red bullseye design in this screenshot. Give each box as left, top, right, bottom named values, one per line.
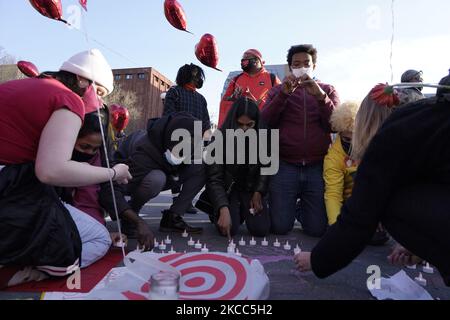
left=185, top=277, right=206, bottom=288
left=159, top=253, right=250, bottom=300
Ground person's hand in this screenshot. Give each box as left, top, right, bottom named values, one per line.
left=110, top=232, right=128, bottom=247
left=294, top=252, right=312, bottom=272
left=281, top=75, right=300, bottom=95
left=298, top=74, right=327, bottom=101
left=217, top=207, right=232, bottom=240
left=111, top=164, right=132, bottom=185
left=388, top=244, right=423, bottom=267
left=136, top=220, right=155, bottom=252
left=250, top=192, right=263, bottom=214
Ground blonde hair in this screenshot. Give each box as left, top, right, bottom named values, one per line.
left=351, top=95, right=394, bottom=161
left=330, top=101, right=360, bottom=133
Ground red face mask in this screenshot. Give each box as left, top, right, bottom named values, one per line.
left=82, top=85, right=104, bottom=113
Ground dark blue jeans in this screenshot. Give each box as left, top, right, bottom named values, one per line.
left=268, top=161, right=328, bottom=237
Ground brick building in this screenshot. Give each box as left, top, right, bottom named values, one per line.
left=112, top=67, right=174, bottom=130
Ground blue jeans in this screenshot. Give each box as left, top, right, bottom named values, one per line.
left=269, top=161, right=328, bottom=237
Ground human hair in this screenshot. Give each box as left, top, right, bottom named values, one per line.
left=175, top=63, right=205, bottom=87
left=78, top=112, right=102, bottom=139
left=330, top=101, right=359, bottom=133
left=221, top=97, right=261, bottom=131
left=39, top=70, right=90, bottom=97
left=351, top=95, right=394, bottom=161
left=287, top=44, right=318, bottom=66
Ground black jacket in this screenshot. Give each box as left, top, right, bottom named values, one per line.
left=119, top=112, right=199, bottom=192
left=206, top=130, right=269, bottom=219
left=0, top=163, right=82, bottom=268
left=311, top=96, right=450, bottom=286
left=114, top=129, right=146, bottom=164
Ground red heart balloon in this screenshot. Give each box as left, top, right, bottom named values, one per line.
left=110, top=104, right=130, bottom=133
left=79, top=0, right=88, bottom=12
left=29, top=0, right=66, bottom=23
left=17, top=61, right=40, bottom=78
left=164, top=0, right=192, bottom=34
left=195, top=34, right=222, bottom=72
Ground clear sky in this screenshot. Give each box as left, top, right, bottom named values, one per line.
left=1, top=0, right=449, bottom=123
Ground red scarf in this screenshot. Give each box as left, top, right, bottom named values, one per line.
left=184, top=83, right=197, bottom=92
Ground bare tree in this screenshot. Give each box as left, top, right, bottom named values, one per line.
left=0, top=46, right=16, bottom=64
left=0, top=46, right=21, bottom=84
left=104, top=83, right=142, bottom=134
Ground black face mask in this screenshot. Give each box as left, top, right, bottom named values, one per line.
left=241, top=59, right=258, bottom=73
left=72, top=149, right=96, bottom=162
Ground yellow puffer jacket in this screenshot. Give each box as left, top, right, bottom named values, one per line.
left=323, top=135, right=358, bottom=225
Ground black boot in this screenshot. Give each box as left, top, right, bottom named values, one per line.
left=173, top=196, right=198, bottom=215
left=159, top=210, right=203, bottom=234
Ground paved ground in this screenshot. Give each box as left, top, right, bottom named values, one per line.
left=1, top=191, right=449, bottom=300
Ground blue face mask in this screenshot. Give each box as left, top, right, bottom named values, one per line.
left=164, top=149, right=185, bottom=166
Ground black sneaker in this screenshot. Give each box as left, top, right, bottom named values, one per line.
left=159, top=210, right=203, bottom=234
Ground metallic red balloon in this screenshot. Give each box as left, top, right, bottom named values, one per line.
left=110, top=104, right=130, bottom=133
left=79, top=0, right=88, bottom=12
left=195, top=34, right=222, bottom=72
left=29, top=0, right=66, bottom=23
left=164, top=0, right=192, bottom=34
left=17, top=61, right=40, bottom=78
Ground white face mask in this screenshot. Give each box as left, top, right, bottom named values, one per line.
left=292, top=67, right=313, bottom=79
left=164, top=150, right=186, bottom=166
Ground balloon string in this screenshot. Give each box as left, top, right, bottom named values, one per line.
left=71, top=27, right=139, bottom=66
left=390, top=83, right=450, bottom=90
left=389, top=0, right=395, bottom=84
left=80, top=7, right=126, bottom=260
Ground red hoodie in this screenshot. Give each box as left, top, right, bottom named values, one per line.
left=218, top=69, right=280, bottom=127
left=262, top=82, right=340, bottom=165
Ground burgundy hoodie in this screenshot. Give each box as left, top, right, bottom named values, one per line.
left=262, top=82, right=340, bottom=165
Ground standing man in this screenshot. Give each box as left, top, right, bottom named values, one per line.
left=262, top=44, right=340, bottom=237
left=163, top=63, right=211, bottom=134
left=218, top=49, right=280, bottom=127
left=163, top=64, right=211, bottom=214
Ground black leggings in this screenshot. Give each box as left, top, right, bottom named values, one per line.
left=382, top=184, right=450, bottom=286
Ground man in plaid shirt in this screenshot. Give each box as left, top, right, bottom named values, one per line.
left=163, top=63, right=211, bottom=133
left=163, top=63, right=212, bottom=214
